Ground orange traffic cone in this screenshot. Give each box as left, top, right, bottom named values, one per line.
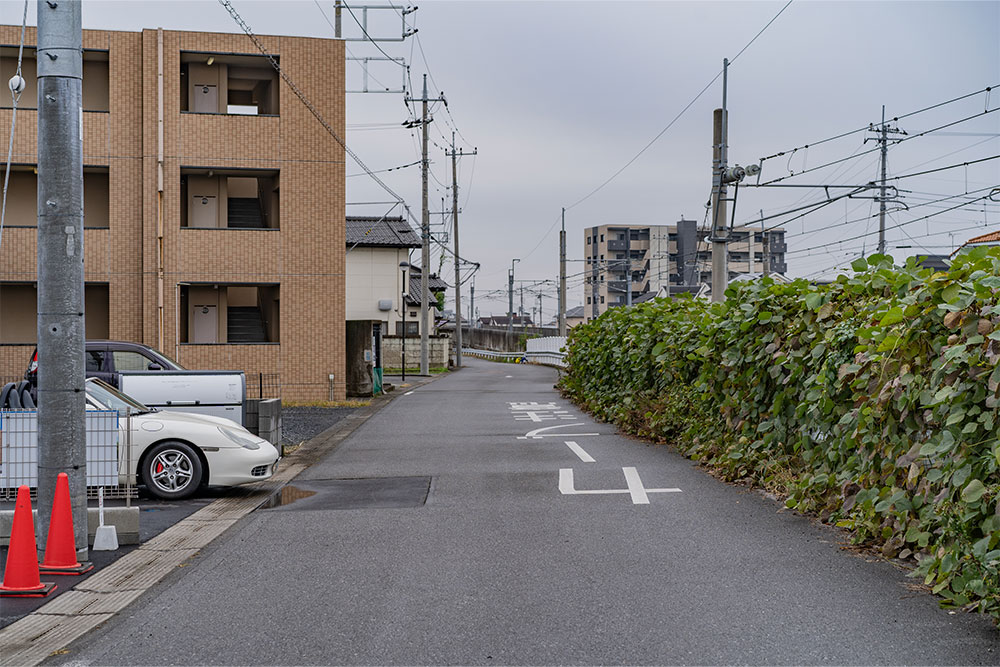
left=0, top=485, right=57, bottom=597
left=40, top=473, right=92, bottom=575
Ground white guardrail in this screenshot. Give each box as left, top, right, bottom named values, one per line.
left=464, top=336, right=567, bottom=369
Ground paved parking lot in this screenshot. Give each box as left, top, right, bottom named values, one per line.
left=0, top=404, right=362, bottom=628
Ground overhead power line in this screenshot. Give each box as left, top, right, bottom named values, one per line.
left=563, top=0, right=795, bottom=211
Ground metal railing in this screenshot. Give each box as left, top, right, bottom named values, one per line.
left=464, top=336, right=567, bottom=369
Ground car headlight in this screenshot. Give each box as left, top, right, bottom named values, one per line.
left=217, top=426, right=262, bottom=450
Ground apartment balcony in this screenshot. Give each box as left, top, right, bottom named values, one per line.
left=607, top=239, right=627, bottom=251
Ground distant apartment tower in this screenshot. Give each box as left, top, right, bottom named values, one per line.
left=583, top=220, right=786, bottom=320
left=0, top=26, right=346, bottom=400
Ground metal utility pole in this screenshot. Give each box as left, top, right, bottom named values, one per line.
left=404, top=75, right=445, bottom=375
left=710, top=58, right=730, bottom=303
left=558, top=208, right=566, bottom=336
left=446, top=132, right=476, bottom=368
left=36, top=0, right=87, bottom=559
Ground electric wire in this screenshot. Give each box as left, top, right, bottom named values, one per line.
left=562, top=0, right=794, bottom=213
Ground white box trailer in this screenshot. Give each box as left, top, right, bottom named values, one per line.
left=117, top=370, right=246, bottom=427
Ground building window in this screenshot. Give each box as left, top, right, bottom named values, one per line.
left=600, top=234, right=604, bottom=242
left=587, top=297, right=591, bottom=304
left=586, top=237, right=590, bottom=245
left=179, top=284, right=279, bottom=344
left=180, top=170, right=279, bottom=229
left=600, top=296, right=605, bottom=304
left=180, top=52, right=279, bottom=116
left=396, top=321, right=419, bottom=336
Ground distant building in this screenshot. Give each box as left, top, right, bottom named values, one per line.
left=952, top=231, right=1000, bottom=257
left=915, top=255, right=951, bottom=271
left=583, top=220, right=786, bottom=320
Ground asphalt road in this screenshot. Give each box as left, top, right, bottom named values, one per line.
left=50, top=359, right=1000, bottom=665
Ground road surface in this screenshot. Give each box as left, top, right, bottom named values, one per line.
left=51, top=358, right=1000, bottom=665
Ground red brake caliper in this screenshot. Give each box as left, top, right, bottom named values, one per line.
left=156, top=462, right=164, bottom=474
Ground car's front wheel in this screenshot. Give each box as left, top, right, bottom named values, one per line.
left=142, top=441, right=203, bottom=500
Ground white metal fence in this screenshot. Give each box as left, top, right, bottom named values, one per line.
left=525, top=336, right=567, bottom=368
left=0, top=409, right=135, bottom=500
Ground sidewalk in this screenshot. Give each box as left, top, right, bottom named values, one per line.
left=0, top=370, right=448, bottom=665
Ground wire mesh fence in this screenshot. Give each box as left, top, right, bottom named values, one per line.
left=247, top=372, right=281, bottom=399
left=0, top=409, right=136, bottom=501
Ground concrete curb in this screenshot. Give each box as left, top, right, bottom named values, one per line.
left=0, top=372, right=448, bottom=666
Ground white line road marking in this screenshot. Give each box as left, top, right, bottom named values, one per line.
left=565, top=441, right=595, bottom=463
left=404, top=391, right=414, bottom=395
left=558, top=468, right=682, bottom=504
left=623, top=467, right=650, bottom=504
left=505, top=375, right=512, bottom=378
left=517, top=423, right=601, bottom=440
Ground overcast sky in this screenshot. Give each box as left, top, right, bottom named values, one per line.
left=2, top=0, right=998, bottom=319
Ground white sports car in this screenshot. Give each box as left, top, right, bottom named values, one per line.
left=85, top=378, right=280, bottom=500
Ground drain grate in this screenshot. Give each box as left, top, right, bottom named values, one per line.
left=261, top=476, right=431, bottom=511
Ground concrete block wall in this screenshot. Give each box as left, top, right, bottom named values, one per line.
left=381, top=336, right=450, bottom=369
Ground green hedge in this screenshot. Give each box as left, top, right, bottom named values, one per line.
left=560, top=249, right=1000, bottom=620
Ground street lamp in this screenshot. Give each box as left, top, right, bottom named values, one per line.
left=400, top=261, right=409, bottom=382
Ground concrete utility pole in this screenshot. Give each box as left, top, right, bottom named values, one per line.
left=625, top=227, right=632, bottom=307
left=520, top=285, right=525, bottom=329
left=869, top=106, right=905, bottom=255
left=446, top=132, right=476, bottom=368
left=405, top=75, right=445, bottom=375
left=761, top=209, right=770, bottom=277
left=710, top=58, right=730, bottom=303
left=558, top=207, right=566, bottom=336
left=469, top=276, right=475, bottom=325
left=508, top=258, right=518, bottom=333
left=36, top=0, right=87, bottom=559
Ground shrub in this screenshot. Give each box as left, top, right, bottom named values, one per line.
left=560, top=249, right=1000, bottom=620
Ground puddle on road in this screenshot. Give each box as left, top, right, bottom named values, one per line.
left=262, top=485, right=317, bottom=508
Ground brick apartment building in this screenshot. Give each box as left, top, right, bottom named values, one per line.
left=0, top=26, right=345, bottom=400
left=584, top=219, right=787, bottom=320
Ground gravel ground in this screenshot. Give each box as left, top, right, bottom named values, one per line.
left=281, top=406, right=360, bottom=446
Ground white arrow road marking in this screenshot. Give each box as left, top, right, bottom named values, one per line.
left=565, top=440, right=595, bottom=463
left=558, top=468, right=682, bottom=504
left=517, top=423, right=601, bottom=440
